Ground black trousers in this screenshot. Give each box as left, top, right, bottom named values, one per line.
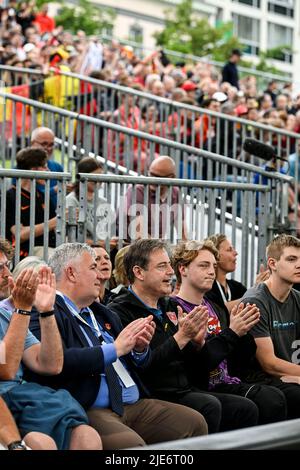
left=260, top=380, right=300, bottom=420
left=161, top=388, right=259, bottom=433
left=212, top=382, right=287, bottom=424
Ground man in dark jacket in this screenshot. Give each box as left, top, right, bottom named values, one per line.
left=28, top=242, right=208, bottom=449
left=171, top=240, right=287, bottom=424
left=221, top=49, right=242, bottom=89
left=108, top=239, right=260, bottom=433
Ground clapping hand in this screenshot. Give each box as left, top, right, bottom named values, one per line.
left=34, top=266, right=56, bottom=313
left=134, top=315, right=156, bottom=352
left=11, top=268, right=39, bottom=311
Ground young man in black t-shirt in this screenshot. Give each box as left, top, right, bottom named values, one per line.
left=243, top=234, right=300, bottom=420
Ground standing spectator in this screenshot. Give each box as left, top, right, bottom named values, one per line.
left=34, top=4, right=55, bottom=34
left=221, top=49, right=242, bottom=89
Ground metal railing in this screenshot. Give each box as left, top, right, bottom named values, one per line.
left=0, top=169, right=71, bottom=264
left=75, top=173, right=270, bottom=286
left=0, top=91, right=293, bottom=240
left=100, top=35, right=291, bottom=89
left=0, top=65, right=298, bottom=173
left=40, top=67, right=300, bottom=168
left=0, top=167, right=271, bottom=284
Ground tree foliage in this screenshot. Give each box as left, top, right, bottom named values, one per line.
left=41, top=0, right=115, bottom=35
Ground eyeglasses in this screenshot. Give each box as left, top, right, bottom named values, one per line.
left=33, top=140, right=55, bottom=149
left=148, top=171, right=176, bottom=178
left=0, top=261, right=12, bottom=273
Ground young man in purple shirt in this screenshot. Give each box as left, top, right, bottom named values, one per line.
left=171, top=239, right=287, bottom=424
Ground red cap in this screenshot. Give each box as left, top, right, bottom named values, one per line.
left=182, top=80, right=197, bottom=91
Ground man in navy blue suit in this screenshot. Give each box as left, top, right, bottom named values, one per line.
left=28, top=242, right=208, bottom=449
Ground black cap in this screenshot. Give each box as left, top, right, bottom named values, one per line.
left=232, top=48, right=242, bottom=56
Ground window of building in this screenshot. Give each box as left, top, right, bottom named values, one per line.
left=232, top=0, right=260, bottom=7
left=101, top=24, right=114, bottom=39
left=268, top=0, right=294, bottom=17
left=267, top=22, right=293, bottom=62
left=232, top=14, right=260, bottom=55
left=129, top=24, right=143, bottom=44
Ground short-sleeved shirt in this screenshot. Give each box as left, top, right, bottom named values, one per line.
left=37, top=159, right=64, bottom=208
left=0, top=308, right=39, bottom=394
left=124, top=184, right=181, bottom=239
left=242, top=283, right=300, bottom=363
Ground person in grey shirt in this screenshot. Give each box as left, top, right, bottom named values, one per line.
left=66, top=157, right=114, bottom=243
left=242, top=234, right=300, bottom=420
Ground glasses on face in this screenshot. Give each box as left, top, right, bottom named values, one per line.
left=0, top=261, right=12, bottom=273
left=33, top=140, right=55, bottom=149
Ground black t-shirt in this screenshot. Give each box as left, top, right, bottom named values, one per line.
left=206, top=279, right=247, bottom=309
left=5, top=186, right=56, bottom=258
left=242, top=283, right=300, bottom=363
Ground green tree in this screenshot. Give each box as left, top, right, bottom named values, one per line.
left=45, top=0, right=115, bottom=36
left=154, top=0, right=241, bottom=62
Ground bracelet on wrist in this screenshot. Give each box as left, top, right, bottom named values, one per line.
left=39, top=310, right=55, bottom=318
left=14, top=308, right=31, bottom=316
left=7, top=440, right=27, bottom=450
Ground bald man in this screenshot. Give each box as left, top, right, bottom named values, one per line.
left=31, top=127, right=64, bottom=206
left=122, top=155, right=187, bottom=241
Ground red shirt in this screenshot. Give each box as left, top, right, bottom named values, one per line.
left=34, top=13, right=55, bottom=33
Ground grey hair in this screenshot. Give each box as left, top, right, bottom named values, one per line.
left=48, top=243, right=96, bottom=281
left=12, top=256, right=47, bottom=280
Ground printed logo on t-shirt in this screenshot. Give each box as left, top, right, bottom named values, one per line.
left=273, top=320, right=298, bottom=330
left=207, top=316, right=222, bottom=335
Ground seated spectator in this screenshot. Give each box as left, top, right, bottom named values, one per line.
left=171, top=239, right=287, bottom=425
left=242, top=234, right=300, bottom=421
left=6, top=147, right=57, bottom=259
left=93, top=245, right=112, bottom=305
left=28, top=242, right=208, bottom=449
left=30, top=127, right=64, bottom=207
left=108, top=239, right=259, bottom=432
left=111, top=245, right=130, bottom=294
left=0, top=238, right=102, bottom=450
left=66, top=157, right=112, bottom=244
left=205, top=234, right=269, bottom=312
left=122, top=155, right=187, bottom=241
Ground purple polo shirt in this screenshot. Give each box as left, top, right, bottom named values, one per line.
left=174, top=296, right=240, bottom=389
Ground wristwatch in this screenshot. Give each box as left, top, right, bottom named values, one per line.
left=7, top=440, right=27, bottom=450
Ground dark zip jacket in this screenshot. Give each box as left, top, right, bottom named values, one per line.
left=108, top=288, right=256, bottom=396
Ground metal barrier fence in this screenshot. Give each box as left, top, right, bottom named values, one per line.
left=75, top=173, right=270, bottom=286
left=0, top=91, right=294, bottom=237
left=0, top=65, right=298, bottom=179
left=0, top=169, right=71, bottom=264
left=0, top=168, right=271, bottom=285
left=100, top=35, right=291, bottom=90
